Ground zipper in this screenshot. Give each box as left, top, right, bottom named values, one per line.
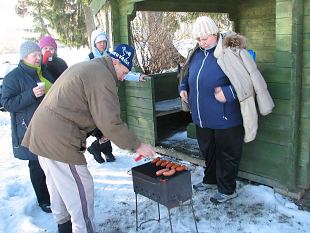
left=222, top=104, right=228, bottom=120
left=196, top=49, right=209, bottom=128
left=22, top=119, right=28, bottom=129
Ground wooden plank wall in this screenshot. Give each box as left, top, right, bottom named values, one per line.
left=237, top=0, right=292, bottom=186
left=124, top=79, right=156, bottom=145
left=298, top=0, right=310, bottom=187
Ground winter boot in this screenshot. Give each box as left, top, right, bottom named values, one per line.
left=87, top=140, right=105, bottom=163
left=105, top=153, right=116, bottom=162
left=58, top=220, right=72, bottom=233
left=99, top=140, right=116, bottom=162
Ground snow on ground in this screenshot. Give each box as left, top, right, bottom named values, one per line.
left=1, top=111, right=310, bottom=233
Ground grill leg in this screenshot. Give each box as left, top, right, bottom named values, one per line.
left=135, top=193, right=138, bottom=231
left=167, top=208, right=173, bottom=233
left=190, top=199, right=199, bottom=233
left=157, top=202, right=161, bottom=222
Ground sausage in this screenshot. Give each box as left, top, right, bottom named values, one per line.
left=160, top=160, right=169, bottom=167
left=176, top=165, right=187, bottom=172
left=151, top=157, right=160, bottom=164
left=156, top=160, right=167, bottom=167
left=155, top=159, right=163, bottom=166
left=163, top=169, right=176, bottom=176
left=171, top=164, right=180, bottom=169
left=156, top=168, right=169, bottom=176
left=166, top=162, right=174, bottom=168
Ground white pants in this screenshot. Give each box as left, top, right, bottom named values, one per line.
left=38, top=156, right=95, bottom=233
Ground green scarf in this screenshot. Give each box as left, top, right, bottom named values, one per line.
left=24, top=61, right=52, bottom=93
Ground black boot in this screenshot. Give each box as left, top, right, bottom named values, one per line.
left=87, top=140, right=105, bottom=163
left=100, top=140, right=116, bottom=162
left=58, top=220, right=72, bottom=233
left=105, top=153, right=116, bottom=162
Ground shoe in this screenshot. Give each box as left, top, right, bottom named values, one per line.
left=58, top=220, right=72, bottom=233
left=105, top=153, right=116, bottom=162
left=87, top=140, right=105, bottom=163
left=210, top=191, right=237, bottom=204
left=39, top=203, right=52, bottom=213
left=193, top=182, right=217, bottom=191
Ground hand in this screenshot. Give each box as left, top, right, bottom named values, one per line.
left=214, top=87, right=226, bottom=103
left=42, top=51, right=53, bottom=65
left=136, top=143, right=156, bottom=159
left=33, top=86, right=45, bottom=98
left=139, top=74, right=147, bottom=81
left=180, top=90, right=188, bottom=103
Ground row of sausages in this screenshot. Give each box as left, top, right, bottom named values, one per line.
left=151, top=157, right=187, bottom=176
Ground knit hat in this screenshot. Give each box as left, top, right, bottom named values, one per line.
left=19, top=41, right=41, bottom=59
left=192, top=16, right=219, bottom=39
left=108, top=44, right=134, bottom=71
left=95, top=34, right=107, bottom=44
left=39, top=36, right=57, bottom=51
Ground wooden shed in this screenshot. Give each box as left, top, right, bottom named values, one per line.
left=90, top=0, right=310, bottom=198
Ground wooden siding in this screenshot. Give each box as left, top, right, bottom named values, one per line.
left=125, top=78, right=156, bottom=145
left=298, top=0, right=310, bottom=188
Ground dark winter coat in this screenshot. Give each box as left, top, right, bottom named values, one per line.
left=1, top=61, right=55, bottom=160
left=46, top=56, right=68, bottom=79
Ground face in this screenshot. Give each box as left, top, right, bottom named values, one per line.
left=197, top=34, right=218, bottom=49
left=41, top=45, right=56, bottom=56
left=95, top=40, right=107, bottom=53
left=24, top=51, right=42, bottom=66
left=112, top=59, right=129, bottom=81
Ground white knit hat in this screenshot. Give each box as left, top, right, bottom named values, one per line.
left=192, top=16, right=219, bottom=39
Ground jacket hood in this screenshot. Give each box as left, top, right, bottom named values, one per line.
left=223, top=32, right=247, bottom=49
left=91, top=29, right=109, bottom=57
left=214, top=31, right=247, bottom=58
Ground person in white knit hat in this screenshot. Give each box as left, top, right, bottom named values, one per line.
left=179, top=16, right=244, bottom=204
left=180, top=16, right=274, bottom=204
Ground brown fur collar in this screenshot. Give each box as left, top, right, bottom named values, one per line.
left=223, top=33, right=247, bottom=49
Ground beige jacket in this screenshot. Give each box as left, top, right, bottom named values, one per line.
left=215, top=34, right=275, bottom=142
left=22, top=57, right=140, bottom=165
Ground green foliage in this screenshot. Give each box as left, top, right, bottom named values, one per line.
left=27, top=0, right=88, bottom=47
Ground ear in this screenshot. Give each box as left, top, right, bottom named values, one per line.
left=111, top=58, right=118, bottom=66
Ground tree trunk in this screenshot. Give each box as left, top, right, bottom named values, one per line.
left=82, top=4, right=95, bottom=49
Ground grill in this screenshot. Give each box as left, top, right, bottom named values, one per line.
left=132, top=161, right=198, bottom=233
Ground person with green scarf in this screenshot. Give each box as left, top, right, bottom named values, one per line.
left=1, top=40, right=56, bottom=213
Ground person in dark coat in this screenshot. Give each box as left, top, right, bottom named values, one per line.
left=1, top=41, right=56, bottom=213
left=39, top=35, right=68, bottom=79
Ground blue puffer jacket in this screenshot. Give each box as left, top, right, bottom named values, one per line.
left=180, top=46, right=243, bottom=129
left=1, top=61, right=55, bottom=160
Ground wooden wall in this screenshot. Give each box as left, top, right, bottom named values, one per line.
left=299, top=0, right=310, bottom=188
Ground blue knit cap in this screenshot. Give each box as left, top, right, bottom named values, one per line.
left=108, top=44, right=134, bottom=71
left=20, top=41, right=41, bottom=59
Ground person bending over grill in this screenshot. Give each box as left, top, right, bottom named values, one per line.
left=22, top=44, right=155, bottom=233
left=86, top=29, right=147, bottom=164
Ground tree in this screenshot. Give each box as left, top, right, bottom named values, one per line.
left=131, top=12, right=185, bottom=74
left=15, top=0, right=95, bottom=48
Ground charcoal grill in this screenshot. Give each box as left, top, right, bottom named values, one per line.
left=132, top=162, right=198, bottom=233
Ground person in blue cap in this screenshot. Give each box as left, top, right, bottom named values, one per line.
left=86, top=29, right=147, bottom=164
left=22, top=43, right=155, bottom=233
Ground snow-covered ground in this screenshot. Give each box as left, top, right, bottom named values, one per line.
left=1, top=111, right=310, bottom=233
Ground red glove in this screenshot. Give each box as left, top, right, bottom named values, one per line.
left=42, top=51, right=53, bottom=65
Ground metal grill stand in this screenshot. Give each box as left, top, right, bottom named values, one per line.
left=132, top=162, right=199, bottom=233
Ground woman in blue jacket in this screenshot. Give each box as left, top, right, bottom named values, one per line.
left=180, top=17, right=244, bottom=204
left=1, top=41, right=56, bottom=213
